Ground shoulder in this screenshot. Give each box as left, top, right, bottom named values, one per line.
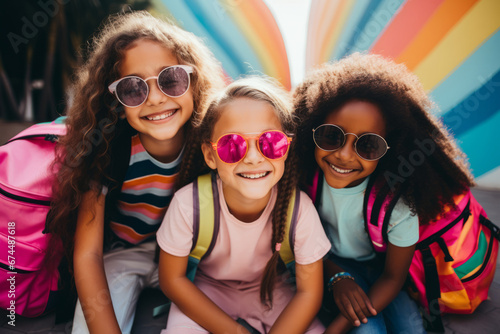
left=295, top=190, right=322, bottom=229
left=389, top=197, right=418, bottom=227
left=293, top=190, right=331, bottom=264
left=171, top=182, right=195, bottom=205
left=298, top=189, right=314, bottom=206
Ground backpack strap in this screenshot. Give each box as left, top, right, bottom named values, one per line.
left=364, top=179, right=394, bottom=252
left=279, top=188, right=300, bottom=272
left=306, top=169, right=322, bottom=205
left=186, top=172, right=220, bottom=281
left=419, top=246, right=445, bottom=332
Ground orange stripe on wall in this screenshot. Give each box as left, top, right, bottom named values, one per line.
left=370, top=0, right=445, bottom=59
left=251, top=0, right=291, bottom=89
left=319, top=0, right=347, bottom=66
left=396, top=0, right=478, bottom=70
left=231, top=0, right=291, bottom=89
left=306, top=0, right=324, bottom=69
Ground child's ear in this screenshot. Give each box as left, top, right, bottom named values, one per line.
left=201, top=143, right=217, bottom=170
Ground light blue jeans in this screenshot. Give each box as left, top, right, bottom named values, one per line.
left=323, top=253, right=425, bottom=334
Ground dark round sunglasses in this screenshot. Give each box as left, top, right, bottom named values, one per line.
left=108, top=65, right=193, bottom=108
left=313, top=124, right=389, bottom=161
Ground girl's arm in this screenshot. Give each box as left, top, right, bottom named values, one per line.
left=366, top=243, right=415, bottom=311
left=326, top=244, right=415, bottom=334
left=269, top=259, right=324, bottom=334
left=73, top=190, right=121, bottom=334
left=158, top=250, right=250, bottom=334
left=324, top=259, right=376, bottom=334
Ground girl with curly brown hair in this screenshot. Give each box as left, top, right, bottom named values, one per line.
left=46, top=11, right=224, bottom=333
left=156, top=77, right=330, bottom=333
left=294, top=53, right=473, bottom=334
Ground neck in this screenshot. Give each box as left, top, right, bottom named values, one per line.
left=223, top=186, right=272, bottom=223
left=139, top=127, right=184, bottom=163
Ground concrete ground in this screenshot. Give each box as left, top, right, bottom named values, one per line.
left=1, top=121, right=500, bottom=333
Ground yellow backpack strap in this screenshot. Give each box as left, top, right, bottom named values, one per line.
left=279, top=188, right=300, bottom=270
left=186, top=172, right=220, bottom=281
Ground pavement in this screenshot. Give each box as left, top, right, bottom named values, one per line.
left=1, top=121, right=500, bottom=333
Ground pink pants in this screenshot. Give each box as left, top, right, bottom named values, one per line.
left=162, top=277, right=325, bottom=333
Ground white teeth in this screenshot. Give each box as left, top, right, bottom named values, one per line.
left=240, top=172, right=267, bottom=179
left=330, top=164, right=354, bottom=174
left=146, top=110, right=175, bottom=121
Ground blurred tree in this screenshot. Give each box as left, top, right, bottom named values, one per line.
left=0, top=0, right=151, bottom=122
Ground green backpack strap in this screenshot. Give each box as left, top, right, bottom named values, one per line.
left=279, top=188, right=300, bottom=274
left=186, top=172, right=220, bottom=281
left=154, top=172, right=220, bottom=318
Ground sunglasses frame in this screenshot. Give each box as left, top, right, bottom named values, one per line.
left=108, top=65, right=194, bottom=108
left=211, top=130, right=293, bottom=165
left=313, top=124, right=389, bottom=161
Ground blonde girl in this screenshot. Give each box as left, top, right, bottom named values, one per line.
left=157, top=77, right=331, bottom=333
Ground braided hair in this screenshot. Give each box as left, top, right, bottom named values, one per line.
left=191, top=76, right=297, bottom=306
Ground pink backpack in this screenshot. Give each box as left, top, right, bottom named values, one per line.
left=308, top=171, right=500, bottom=332
left=0, top=118, right=66, bottom=317
left=365, top=183, right=499, bottom=331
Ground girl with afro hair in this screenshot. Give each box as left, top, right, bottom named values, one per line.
left=294, top=53, right=473, bottom=333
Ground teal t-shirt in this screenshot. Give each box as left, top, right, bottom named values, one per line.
left=317, top=176, right=419, bottom=261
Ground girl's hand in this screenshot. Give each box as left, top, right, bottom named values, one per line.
left=332, top=278, right=377, bottom=327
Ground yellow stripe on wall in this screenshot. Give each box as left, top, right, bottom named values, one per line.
left=413, top=0, right=500, bottom=90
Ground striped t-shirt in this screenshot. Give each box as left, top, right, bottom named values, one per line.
left=110, top=134, right=183, bottom=244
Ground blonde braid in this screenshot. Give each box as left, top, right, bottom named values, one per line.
left=260, top=151, right=298, bottom=306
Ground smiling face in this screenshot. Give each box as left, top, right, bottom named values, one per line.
left=315, top=100, right=386, bottom=188
left=202, top=97, right=286, bottom=217
left=119, top=39, right=194, bottom=150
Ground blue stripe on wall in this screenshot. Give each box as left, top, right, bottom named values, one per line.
left=430, top=29, right=500, bottom=113
left=442, top=70, right=500, bottom=137
left=457, top=110, right=500, bottom=177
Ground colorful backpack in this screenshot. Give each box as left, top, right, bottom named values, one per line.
left=0, top=118, right=66, bottom=317
left=308, top=170, right=500, bottom=332
left=364, top=179, right=499, bottom=332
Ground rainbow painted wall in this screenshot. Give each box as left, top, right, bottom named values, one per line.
left=153, top=0, right=500, bottom=189
left=152, top=0, right=291, bottom=90
left=306, top=0, right=500, bottom=188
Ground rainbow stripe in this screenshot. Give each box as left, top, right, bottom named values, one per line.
left=306, top=0, right=500, bottom=187
left=153, top=0, right=291, bottom=89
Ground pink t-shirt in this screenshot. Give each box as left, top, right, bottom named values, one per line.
left=157, top=177, right=331, bottom=290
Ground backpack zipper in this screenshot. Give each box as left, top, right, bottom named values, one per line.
left=6, top=134, right=59, bottom=144
left=416, top=200, right=471, bottom=250
left=1, top=133, right=58, bottom=206
left=0, top=262, right=34, bottom=274
left=461, top=220, right=496, bottom=283
left=0, top=184, right=51, bottom=206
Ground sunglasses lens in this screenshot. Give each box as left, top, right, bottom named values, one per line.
left=356, top=134, right=387, bottom=160
left=217, top=134, right=247, bottom=164
left=116, top=77, right=148, bottom=107
left=314, top=125, right=344, bottom=151
left=259, top=131, right=289, bottom=159
left=158, top=67, right=190, bottom=97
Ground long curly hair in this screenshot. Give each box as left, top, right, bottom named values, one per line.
left=294, top=53, right=473, bottom=224
left=181, top=76, right=297, bottom=307
left=46, top=11, right=224, bottom=267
